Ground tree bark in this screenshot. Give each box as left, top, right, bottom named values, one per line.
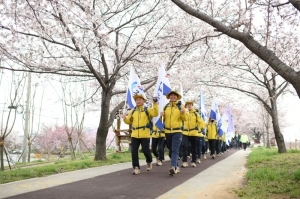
left=94, top=88, right=112, bottom=161
left=270, top=99, right=287, bottom=153
left=290, top=0, right=300, bottom=11
left=0, top=139, right=4, bottom=171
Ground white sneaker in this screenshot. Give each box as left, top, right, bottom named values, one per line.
left=169, top=167, right=176, bottom=176
left=196, top=158, right=201, bottom=164
left=146, top=163, right=152, bottom=171
left=181, top=162, right=188, bottom=168
left=157, top=160, right=162, bottom=166
left=191, top=162, right=196, bottom=167
left=132, top=167, right=140, bottom=175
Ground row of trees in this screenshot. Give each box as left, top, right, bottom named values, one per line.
left=0, top=0, right=299, bottom=164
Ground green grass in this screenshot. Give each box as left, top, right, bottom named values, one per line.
left=235, top=147, right=300, bottom=199
left=0, top=151, right=136, bottom=184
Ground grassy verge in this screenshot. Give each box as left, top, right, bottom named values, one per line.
left=235, top=147, right=300, bottom=199
left=0, top=151, right=136, bottom=184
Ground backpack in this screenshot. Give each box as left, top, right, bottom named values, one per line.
left=131, top=106, right=153, bottom=131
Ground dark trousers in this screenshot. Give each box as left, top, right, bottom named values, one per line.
left=216, top=139, right=221, bottom=155
left=221, top=141, right=226, bottom=152
left=208, top=139, right=216, bottom=156
left=166, top=133, right=182, bottom=168
left=243, top=142, right=247, bottom=150
left=131, top=137, right=152, bottom=169
left=196, top=137, right=206, bottom=159
left=151, top=137, right=165, bottom=161
left=182, top=135, right=197, bottom=163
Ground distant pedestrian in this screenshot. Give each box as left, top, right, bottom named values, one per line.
left=233, top=131, right=241, bottom=150
left=240, top=132, right=249, bottom=150
left=123, top=94, right=158, bottom=175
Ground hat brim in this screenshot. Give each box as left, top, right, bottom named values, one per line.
left=166, top=91, right=182, bottom=100
left=133, top=94, right=146, bottom=101
left=185, top=101, right=194, bottom=106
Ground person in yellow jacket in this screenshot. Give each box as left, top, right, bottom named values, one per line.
left=240, top=132, right=249, bottom=150
left=161, top=90, right=187, bottom=176
left=206, top=118, right=218, bottom=159
left=151, top=125, right=165, bottom=166
left=122, top=94, right=158, bottom=175
left=181, top=102, right=206, bottom=168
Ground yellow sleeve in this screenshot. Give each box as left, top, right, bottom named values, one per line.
left=148, top=103, right=159, bottom=118
left=123, top=110, right=133, bottom=125
left=196, top=112, right=206, bottom=130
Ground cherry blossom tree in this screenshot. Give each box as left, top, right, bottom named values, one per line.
left=0, top=69, right=25, bottom=170
left=171, top=0, right=300, bottom=99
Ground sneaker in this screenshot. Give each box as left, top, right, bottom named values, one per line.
left=191, top=162, right=196, bottom=167
left=147, top=163, right=152, bottom=171
left=175, top=167, right=180, bottom=173
left=157, top=160, right=162, bottom=166
left=187, top=156, right=191, bottom=159
left=169, top=167, right=176, bottom=176
left=203, top=154, right=207, bottom=160
left=196, top=158, right=201, bottom=164
left=217, top=154, right=220, bottom=157
left=178, top=157, right=181, bottom=160
left=132, top=167, right=140, bottom=175
left=162, top=159, right=165, bottom=162
left=181, top=162, right=188, bottom=168
left=212, top=154, right=215, bottom=159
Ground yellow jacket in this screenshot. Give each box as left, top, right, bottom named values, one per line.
left=206, top=121, right=217, bottom=140
left=151, top=125, right=165, bottom=138
left=183, top=109, right=206, bottom=136
left=222, top=133, right=226, bottom=142
left=124, top=104, right=158, bottom=138
left=163, top=102, right=187, bottom=133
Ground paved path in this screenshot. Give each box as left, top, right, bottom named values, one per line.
left=0, top=149, right=250, bottom=199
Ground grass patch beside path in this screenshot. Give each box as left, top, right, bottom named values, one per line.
left=236, top=147, right=300, bottom=199
left=0, top=151, right=135, bottom=184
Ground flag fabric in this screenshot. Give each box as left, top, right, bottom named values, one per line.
left=209, top=97, right=223, bottom=136
left=198, top=90, right=208, bottom=121
left=152, top=65, right=171, bottom=130
left=226, top=105, right=235, bottom=139
left=221, top=112, right=229, bottom=144
left=179, top=82, right=185, bottom=104
left=125, top=67, right=146, bottom=109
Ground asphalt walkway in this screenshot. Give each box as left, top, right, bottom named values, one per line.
left=0, top=149, right=250, bottom=199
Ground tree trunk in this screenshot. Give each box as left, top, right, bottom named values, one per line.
left=270, top=100, right=287, bottom=153
left=0, top=139, right=4, bottom=171
left=28, top=142, right=31, bottom=162
left=94, top=89, right=112, bottom=161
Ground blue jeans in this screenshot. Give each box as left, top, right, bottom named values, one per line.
left=166, top=133, right=182, bottom=168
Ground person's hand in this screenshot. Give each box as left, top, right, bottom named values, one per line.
left=160, top=112, right=164, bottom=117
left=180, top=108, right=185, bottom=114
left=153, top=97, right=158, bottom=103
left=122, top=113, right=126, bottom=119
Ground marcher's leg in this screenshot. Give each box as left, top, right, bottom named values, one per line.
left=216, top=139, right=220, bottom=156
left=190, top=136, right=197, bottom=167
left=196, top=137, right=201, bottom=163
left=181, top=135, right=189, bottom=167
left=141, top=138, right=152, bottom=171
left=131, top=138, right=141, bottom=175
left=151, top=138, right=159, bottom=161
left=157, top=137, right=165, bottom=165
left=169, top=133, right=182, bottom=175
left=209, top=139, right=216, bottom=159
